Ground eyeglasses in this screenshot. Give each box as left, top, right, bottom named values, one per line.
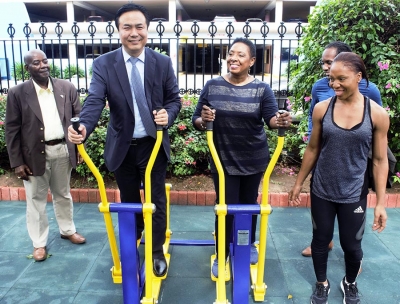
left=318, top=60, right=333, bottom=66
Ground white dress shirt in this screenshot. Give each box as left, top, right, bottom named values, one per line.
left=122, top=48, right=148, bottom=138
left=33, top=79, right=64, bottom=141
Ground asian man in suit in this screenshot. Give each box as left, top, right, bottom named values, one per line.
left=68, top=3, right=181, bottom=277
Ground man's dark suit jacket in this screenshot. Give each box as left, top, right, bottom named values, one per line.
left=80, top=47, right=181, bottom=172
left=5, top=78, right=81, bottom=175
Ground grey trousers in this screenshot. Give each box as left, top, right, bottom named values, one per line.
left=23, top=143, right=76, bottom=248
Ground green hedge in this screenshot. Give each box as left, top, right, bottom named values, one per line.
left=0, top=94, right=299, bottom=179
left=289, top=0, right=400, bottom=171
left=0, top=96, right=6, bottom=174
left=11, top=63, right=80, bottom=81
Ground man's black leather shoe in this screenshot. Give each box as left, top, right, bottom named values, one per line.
left=153, top=256, right=167, bottom=277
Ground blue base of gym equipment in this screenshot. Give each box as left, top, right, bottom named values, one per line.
left=109, top=203, right=144, bottom=303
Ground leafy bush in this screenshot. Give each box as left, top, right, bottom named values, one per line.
left=167, top=95, right=303, bottom=176
left=0, top=95, right=111, bottom=178
left=153, top=47, right=168, bottom=56
left=0, top=93, right=298, bottom=179
left=63, top=65, right=85, bottom=79
left=75, top=95, right=211, bottom=179
left=283, top=60, right=298, bottom=77
left=11, top=62, right=30, bottom=81
left=49, top=63, right=61, bottom=78
left=11, top=62, right=61, bottom=80
left=168, top=95, right=209, bottom=176
left=153, top=47, right=167, bottom=55
left=74, top=99, right=111, bottom=185
left=265, top=122, right=306, bottom=167
left=0, top=96, right=7, bottom=174
left=289, top=0, right=400, bottom=168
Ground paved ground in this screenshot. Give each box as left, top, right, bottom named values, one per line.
left=0, top=201, right=399, bottom=304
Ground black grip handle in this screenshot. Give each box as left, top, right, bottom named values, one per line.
left=71, top=117, right=80, bottom=133
left=278, top=110, right=287, bottom=136
left=155, top=107, right=164, bottom=131
left=206, top=106, right=214, bottom=130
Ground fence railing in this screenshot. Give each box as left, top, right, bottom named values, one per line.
left=0, top=20, right=305, bottom=102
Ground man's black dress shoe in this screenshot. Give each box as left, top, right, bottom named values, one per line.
left=153, top=256, right=167, bottom=277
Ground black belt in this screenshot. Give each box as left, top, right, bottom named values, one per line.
left=131, top=137, right=154, bottom=145
left=45, top=138, right=65, bottom=146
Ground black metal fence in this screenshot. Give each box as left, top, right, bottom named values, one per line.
left=0, top=20, right=305, bottom=101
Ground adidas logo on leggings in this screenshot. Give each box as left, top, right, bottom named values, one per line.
left=353, top=206, right=364, bottom=213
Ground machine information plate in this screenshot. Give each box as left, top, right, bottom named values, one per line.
left=237, top=230, right=249, bottom=246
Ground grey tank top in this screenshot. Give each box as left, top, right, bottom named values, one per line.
left=312, top=96, right=373, bottom=203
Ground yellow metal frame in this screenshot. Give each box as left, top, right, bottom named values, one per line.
left=76, top=127, right=167, bottom=304
left=207, top=122, right=285, bottom=303
left=76, top=118, right=284, bottom=304
left=141, top=129, right=164, bottom=304
left=250, top=134, right=285, bottom=301
left=206, top=128, right=229, bottom=304
left=76, top=144, right=122, bottom=282
left=164, top=183, right=172, bottom=250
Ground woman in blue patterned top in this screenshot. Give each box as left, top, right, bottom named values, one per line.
left=192, top=37, right=292, bottom=278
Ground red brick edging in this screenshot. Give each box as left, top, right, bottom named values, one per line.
left=0, top=186, right=399, bottom=208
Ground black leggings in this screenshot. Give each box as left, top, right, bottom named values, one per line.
left=212, top=172, right=263, bottom=259
left=310, top=192, right=366, bottom=283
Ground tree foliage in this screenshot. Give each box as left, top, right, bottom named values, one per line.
left=11, top=62, right=30, bottom=81
left=290, top=0, right=400, bottom=163
left=63, top=64, right=85, bottom=79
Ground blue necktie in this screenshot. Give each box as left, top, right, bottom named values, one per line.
left=129, top=57, right=156, bottom=138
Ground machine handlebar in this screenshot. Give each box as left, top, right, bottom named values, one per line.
left=278, top=110, right=287, bottom=137
left=156, top=107, right=164, bottom=131
left=71, top=117, right=80, bottom=134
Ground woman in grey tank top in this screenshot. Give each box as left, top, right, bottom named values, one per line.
left=289, top=52, right=390, bottom=304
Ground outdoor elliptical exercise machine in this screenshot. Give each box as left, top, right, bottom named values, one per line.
left=71, top=109, right=286, bottom=304
left=71, top=117, right=170, bottom=304
left=206, top=113, right=286, bottom=304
